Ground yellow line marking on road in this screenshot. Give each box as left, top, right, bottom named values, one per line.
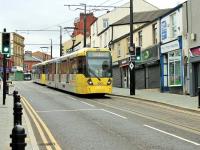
left=21, top=98, right=52, bottom=150
left=144, top=124, right=200, bottom=146
left=36, top=108, right=101, bottom=113
left=22, top=97, right=62, bottom=150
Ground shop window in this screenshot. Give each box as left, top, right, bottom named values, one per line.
left=117, top=42, right=121, bottom=57
left=103, top=18, right=109, bottom=29
left=152, top=23, right=158, bottom=44
left=138, top=31, right=142, bottom=47
left=168, top=49, right=181, bottom=86
left=170, top=13, right=177, bottom=38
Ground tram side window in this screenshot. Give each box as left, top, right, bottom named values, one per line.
left=70, top=58, right=78, bottom=74
left=42, top=66, right=45, bottom=74
left=77, top=57, right=86, bottom=74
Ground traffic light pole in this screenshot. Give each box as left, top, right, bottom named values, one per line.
left=3, top=54, right=7, bottom=105
left=129, top=0, right=135, bottom=95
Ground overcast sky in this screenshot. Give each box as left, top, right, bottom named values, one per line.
left=0, top=0, right=186, bottom=57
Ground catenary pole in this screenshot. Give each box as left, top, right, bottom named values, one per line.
left=129, top=0, right=135, bottom=95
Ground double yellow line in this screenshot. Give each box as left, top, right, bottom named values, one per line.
left=21, top=97, right=62, bottom=150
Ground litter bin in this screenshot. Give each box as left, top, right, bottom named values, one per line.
left=7, top=80, right=14, bottom=95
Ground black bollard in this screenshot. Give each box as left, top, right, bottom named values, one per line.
left=198, top=87, right=200, bottom=108
left=13, top=91, right=18, bottom=99
left=13, top=102, right=23, bottom=126
left=13, top=91, right=19, bottom=107
left=10, top=124, right=27, bottom=150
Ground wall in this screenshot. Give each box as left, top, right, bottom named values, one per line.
left=24, top=61, right=40, bottom=73
left=91, top=0, right=158, bottom=48
left=187, top=0, right=200, bottom=49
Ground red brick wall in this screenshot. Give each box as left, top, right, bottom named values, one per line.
left=73, top=13, right=97, bottom=37
left=32, top=51, right=51, bottom=61
left=24, top=61, right=40, bottom=73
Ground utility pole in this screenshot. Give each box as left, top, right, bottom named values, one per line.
left=129, top=0, right=135, bottom=95
left=50, top=39, right=53, bottom=59
left=83, top=3, right=87, bottom=47
left=59, top=26, right=63, bottom=56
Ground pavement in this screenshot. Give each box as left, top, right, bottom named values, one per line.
left=111, top=87, right=200, bottom=112
left=0, top=82, right=199, bottom=149
left=0, top=83, right=39, bottom=150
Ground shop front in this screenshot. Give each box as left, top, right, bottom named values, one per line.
left=190, top=47, right=200, bottom=96
left=160, top=37, right=184, bottom=94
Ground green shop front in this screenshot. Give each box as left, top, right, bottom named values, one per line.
left=135, top=44, right=160, bottom=89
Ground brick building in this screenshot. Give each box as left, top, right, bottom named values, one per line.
left=72, top=13, right=97, bottom=37
left=24, top=51, right=42, bottom=73
left=32, top=51, right=51, bottom=61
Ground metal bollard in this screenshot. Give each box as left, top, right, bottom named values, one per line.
left=13, top=102, right=23, bottom=126
left=13, top=91, right=19, bottom=107
left=198, top=87, right=200, bottom=108
left=13, top=90, right=18, bottom=99
left=10, top=124, right=27, bottom=150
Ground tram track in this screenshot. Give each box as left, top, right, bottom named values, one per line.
left=76, top=95, right=200, bottom=136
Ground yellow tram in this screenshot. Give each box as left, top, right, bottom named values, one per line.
left=32, top=47, right=112, bottom=95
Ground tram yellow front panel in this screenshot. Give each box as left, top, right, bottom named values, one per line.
left=40, top=74, right=47, bottom=85
left=75, top=75, right=112, bottom=94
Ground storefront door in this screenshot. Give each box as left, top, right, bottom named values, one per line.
left=194, top=63, right=200, bottom=95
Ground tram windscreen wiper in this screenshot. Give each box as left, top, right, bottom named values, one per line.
left=88, top=67, right=101, bottom=81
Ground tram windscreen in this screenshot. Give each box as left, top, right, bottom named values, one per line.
left=86, top=51, right=112, bottom=78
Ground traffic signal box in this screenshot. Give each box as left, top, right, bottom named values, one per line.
left=129, top=45, right=141, bottom=61
left=2, top=32, right=11, bottom=58
left=135, top=47, right=141, bottom=61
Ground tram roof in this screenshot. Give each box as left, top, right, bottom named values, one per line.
left=59, top=47, right=110, bottom=61
left=34, top=47, right=110, bottom=66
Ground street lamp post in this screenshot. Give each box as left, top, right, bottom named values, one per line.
left=71, top=36, right=76, bottom=52
left=59, top=26, right=63, bottom=56
left=40, top=47, right=49, bottom=61
left=50, top=39, right=53, bottom=59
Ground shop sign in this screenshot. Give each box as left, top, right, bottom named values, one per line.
left=191, top=47, right=200, bottom=56
left=161, top=40, right=180, bottom=53
left=161, top=20, right=167, bottom=41
left=119, top=58, right=129, bottom=67
left=142, top=45, right=159, bottom=61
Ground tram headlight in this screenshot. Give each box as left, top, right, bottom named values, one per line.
left=87, top=78, right=93, bottom=85
left=107, top=78, right=112, bottom=85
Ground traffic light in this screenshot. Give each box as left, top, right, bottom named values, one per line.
left=135, top=47, right=141, bottom=61
left=129, top=43, right=135, bottom=55
left=2, top=33, right=11, bottom=58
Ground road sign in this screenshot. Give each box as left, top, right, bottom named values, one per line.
left=129, top=55, right=135, bottom=61
left=129, top=62, right=134, bottom=70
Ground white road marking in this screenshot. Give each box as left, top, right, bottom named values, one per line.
left=144, top=124, right=200, bottom=146
left=102, top=109, right=127, bottom=119
left=68, top=96, right=78, bottom=101
left=36, top=109, right=101, bottom=113
left=80, top=101, right=95, bottom=107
